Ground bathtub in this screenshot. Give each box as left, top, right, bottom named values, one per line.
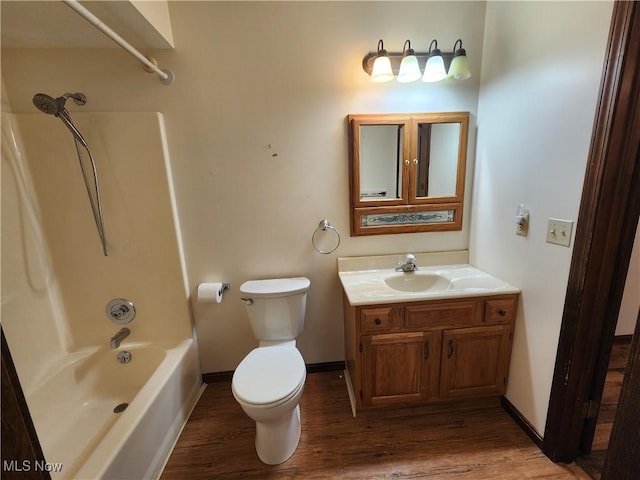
left=26, top=338, right=203, bottom=479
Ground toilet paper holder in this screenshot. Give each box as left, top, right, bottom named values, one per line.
left=197, top=282, right=231, bottom=303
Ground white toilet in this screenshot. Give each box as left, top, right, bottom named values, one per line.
left=231, top=276, right=310, bottom=465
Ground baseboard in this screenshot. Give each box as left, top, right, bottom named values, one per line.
left=306, top=361, right=346, bottom=373
left=500, top=395, right=543, bottom=449
left=202, top=361, right=346, bottom=384
left=614, top=334, right=633, bottom=343
left=202, top=371, right=233, bottom=383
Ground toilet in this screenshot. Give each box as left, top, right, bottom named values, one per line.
left=231, top=276, right=310, bottom=465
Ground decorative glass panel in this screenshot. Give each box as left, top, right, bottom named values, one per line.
left=361, top=210, right=455, bottom=226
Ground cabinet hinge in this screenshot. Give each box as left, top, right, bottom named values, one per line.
left=359, top=390, right=363, bottom=400
left=509, top=331, right=513, bottom=341
left=581, top=400, right=599, bottom=419
left=359, top=342, right=362, bottom=353
left=503, top=377, right=507, bottom=386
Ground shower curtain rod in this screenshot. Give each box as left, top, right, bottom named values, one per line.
left=62, top=0, right=175, bottom=85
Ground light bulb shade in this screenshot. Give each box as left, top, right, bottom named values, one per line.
left=397, top=54, right=421, bottom=83
left=422, top=55, right=446, bottom=83
left=370, top=55, right=394, bottom=83
left=448, top=53, right=471, bottom=80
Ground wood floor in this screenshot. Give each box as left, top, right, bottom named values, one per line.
left=162, top=371, right=590, bottom=479
left=576, top=337, right=632, bottom=479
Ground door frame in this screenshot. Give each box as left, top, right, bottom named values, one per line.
left=543, top=0, right=640, bottom=463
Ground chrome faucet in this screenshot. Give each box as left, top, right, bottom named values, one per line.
left=395, top=253, right=419, bottom=273
left=110, top=327, right=130, bottom=349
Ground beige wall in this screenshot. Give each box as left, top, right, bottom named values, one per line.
left=1, top=1, right=486, bottom=373
left=471, top=0, right=614, bottom=435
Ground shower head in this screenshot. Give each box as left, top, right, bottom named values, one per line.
left=32, top=93, right=63, bottom=115
left=32, top=92, right=90, bottom=148
left=32, top=92, right=87, bottom=116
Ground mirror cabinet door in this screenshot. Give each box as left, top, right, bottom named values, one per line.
left=359, top=124, right=404, bottom=202
left=350, top=115, right=411, bottom=207
left=411, top=120, right=464, bottom=202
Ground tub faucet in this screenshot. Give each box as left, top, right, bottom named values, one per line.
left=395, top=254, right=419, bottom=273
left=110, top=327, right=130, bottom=349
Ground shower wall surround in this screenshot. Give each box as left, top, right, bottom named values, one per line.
left=2, top=111, right=195, bottom=388
left=1, top=112, right=69, bottom=392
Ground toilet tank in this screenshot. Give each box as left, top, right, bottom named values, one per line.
left=239, top=277, right=310, bottom=341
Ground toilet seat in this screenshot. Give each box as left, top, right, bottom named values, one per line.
left=232, top=346, right=306, bottom=407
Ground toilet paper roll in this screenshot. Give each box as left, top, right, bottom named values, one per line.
left=197, top=282, right=223, bottom=303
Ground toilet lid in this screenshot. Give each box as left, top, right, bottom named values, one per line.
left=240, top=277, right=310, bottom=298
left=233, top=347, right=306, bottom=405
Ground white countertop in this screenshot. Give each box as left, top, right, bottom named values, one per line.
left=337, top=252, right=520, bottom=306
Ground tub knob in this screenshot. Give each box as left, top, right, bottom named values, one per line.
left=106, top=299, right=136, bottom=324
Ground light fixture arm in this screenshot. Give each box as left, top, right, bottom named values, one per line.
left=402, top=40, right=413, bottom=56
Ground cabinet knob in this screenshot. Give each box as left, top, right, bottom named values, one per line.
left=498, top=310, right=507, bottom=317
left=424, top=341, right=430, bottom=359
left=374, top=318, right=382, bottom=325
left=447, top=340, right=454, bottom=358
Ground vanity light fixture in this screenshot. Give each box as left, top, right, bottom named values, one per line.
left=448, top=39, right=471, bottom=80
left=362, top=38, right=471, bottom=84
left=422, top=40, right=447, bottom=83
left=370, top=39, right=394, bottom=83
left=397, top=40, right=422, bottom=83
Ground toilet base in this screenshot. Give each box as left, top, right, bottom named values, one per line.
left=255, top=404, right=301, bottom=465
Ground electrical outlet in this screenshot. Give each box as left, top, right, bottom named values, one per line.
left=546, top=218, right=574, bottom=247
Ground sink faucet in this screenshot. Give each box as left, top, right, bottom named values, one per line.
left=395, top=253, right=419, bottom=273
left=110, top=327, right=130, bottom=349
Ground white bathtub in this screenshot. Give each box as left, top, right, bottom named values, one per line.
left=26, top=338, right=203, bottom=479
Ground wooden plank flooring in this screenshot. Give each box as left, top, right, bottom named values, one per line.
left=576, top=337, right=632, bottom=479
left=162, top=371, right=590, bottom=479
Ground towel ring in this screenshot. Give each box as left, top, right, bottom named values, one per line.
left=312, top=219, right=341, bottom=254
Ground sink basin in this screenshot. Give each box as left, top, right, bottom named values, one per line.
left=384, top=273, right=451, bottom=292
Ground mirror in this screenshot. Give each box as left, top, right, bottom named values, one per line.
left=347, top=112, right=469, bottom=235
left=359, top=124, right=405, bottom=201
left=414, top=122, right=460, bottom=198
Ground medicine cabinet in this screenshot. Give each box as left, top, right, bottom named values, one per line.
left=347, top=112, right=469, bottom=235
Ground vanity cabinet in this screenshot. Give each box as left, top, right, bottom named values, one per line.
left=344, top=294, right=518, bottom=412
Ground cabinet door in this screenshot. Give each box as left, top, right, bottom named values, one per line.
left=362, top=331, right=440, bottom=407
left=349, top=115, right=411, bottom=208
left=439, top=325, right=513, bottom=398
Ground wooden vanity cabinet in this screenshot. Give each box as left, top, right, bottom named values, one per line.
left=343, top=294, right=518, bottom=412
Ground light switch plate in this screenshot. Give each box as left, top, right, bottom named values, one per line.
left=546, top=218, right=574, bottom=247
